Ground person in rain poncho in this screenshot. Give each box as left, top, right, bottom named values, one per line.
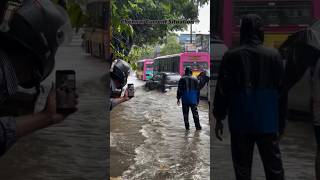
left=177, top=67, right=201, bottom=130
left=280, top=19, right=320, bottom=180
left=213, top=14, right=286, bottom=180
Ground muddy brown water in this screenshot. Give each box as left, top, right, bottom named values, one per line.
left=110, top=76, right=210, bottom=180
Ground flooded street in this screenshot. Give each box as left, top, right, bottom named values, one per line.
left=110, top=76, right=210, bottom=179
left=212, top=118, right=316, bottom=180
left=0, top=35, right=108, bottom=180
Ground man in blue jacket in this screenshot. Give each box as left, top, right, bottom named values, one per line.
left=177, top=67, right=201, bottom=130
left=213, top=14, right=285, bottom=180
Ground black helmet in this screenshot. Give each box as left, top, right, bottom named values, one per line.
left=110, top=59, right=130, bottom=88
left=0, top=0, right=68, bottom=86
left=185, top=66, right=192, bottom=76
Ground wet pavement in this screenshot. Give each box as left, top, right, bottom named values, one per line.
left=212, top=118, right=316, bottom=180
left=0, top=35, right=108, bottom=179
left=110, top=76, right=210, bottom=179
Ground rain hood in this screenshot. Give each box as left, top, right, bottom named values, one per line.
left=240, top=14, right=264, bottom=46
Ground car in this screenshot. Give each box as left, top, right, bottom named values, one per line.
left=145, top=72, right=181, bottom=92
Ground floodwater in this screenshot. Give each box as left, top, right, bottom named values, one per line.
left=0, top=35, right=108, bottom=180
left=110, top=76, right=210, bottom=180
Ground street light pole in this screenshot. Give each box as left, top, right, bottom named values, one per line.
left=190, top=24, right=193, bottom=43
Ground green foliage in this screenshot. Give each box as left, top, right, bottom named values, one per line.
left=126, top=45, right=155, bottom=70
left=111, top=0, right=136, bottom=56
left=66, top=0, right=88, bottom=32
left=160, top=34, right=183, bottom=56
left=111, top=0, right=209, bottom=62
left=125, top=33, right=183, bottom=69
left=128, top=0, right=197, bottom=46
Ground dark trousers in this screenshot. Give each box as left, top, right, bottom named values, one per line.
left=230, top=133, right=284, bottom=180
left=182, top=103, right=201, bottom=129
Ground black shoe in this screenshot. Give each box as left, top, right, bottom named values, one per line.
left=196, top=127, right=202, bottom=130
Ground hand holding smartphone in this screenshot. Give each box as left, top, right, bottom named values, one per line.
left=127, top=83, right=134, bottom=98
left=56, top=70, right=77, bottom=114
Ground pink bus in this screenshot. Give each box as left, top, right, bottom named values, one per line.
left=219, top=0, right=320, bottom=48
left=214, top=0, right=320, bottom=114
left=153, top=52, right=210, bottom=77
left=136, top=59, right=154, bottom=81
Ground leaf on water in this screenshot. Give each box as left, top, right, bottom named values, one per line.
left=110, top=177, right=123, bottom=180
left=159, top=164, right=169, bottom=171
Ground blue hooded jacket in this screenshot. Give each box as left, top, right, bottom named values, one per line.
left=177, top=74, right=200, bottom=105
left=213, top=14, right=285, bottom=134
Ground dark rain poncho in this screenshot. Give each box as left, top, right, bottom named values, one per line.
left=213, top=14, right=286, bottom=134
left=280, top=20, right=320, bottom=126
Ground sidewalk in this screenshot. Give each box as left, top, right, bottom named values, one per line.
left=212, top=119, right=316, bottom=180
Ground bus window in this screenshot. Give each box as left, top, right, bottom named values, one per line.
left=165, top=58, right=169, bottom=71
left=183, top=62, right=208, bottom=70
left=136, top=61, right=144, bottom=80
left=233, top=1, right=312, bottom=26
left=173, top=56, right=180, bottom=72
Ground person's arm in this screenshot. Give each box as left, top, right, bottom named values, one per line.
left=196, top=79, right=200, bottom=105
left=0, top=117, right=17, bottom=155
left=16, top=83, right=78, bottom=138
left=213, top=80, right=226, bottom=141
left=0, top=83, right=78, bottom=156
left=276, top=53, right=287, bottom=136
left=110, top=88, right=130, bottom=110
left=177, top=78, right=183, bottom=105
left=213, top=53, right=232, bottom=141
left=213, top=53, right=230, bottom=121
left=15, top=112, right=56, bottom=138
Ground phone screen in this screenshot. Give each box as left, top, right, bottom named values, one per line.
left=127, top=84, right=134, bottom=98
left=56, top=70, right=76, bottom=111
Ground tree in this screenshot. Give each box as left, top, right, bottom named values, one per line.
left=125, top=34, right=183, bottom=69
left=160, top=34, right=183, bottom=56
left=66, top=0, right=88, bottom=33
left=130, top=0, right=207, bottom=46
left=112, top=0, right=209, bottom=60
left=126, top=45, right=155, bottom=70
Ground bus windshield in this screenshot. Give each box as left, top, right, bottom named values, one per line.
left=233, top=1, right=312, bottom=26
left=183, top=62, right=208, bottom=71
left=146, top=64, right=153, bottom=69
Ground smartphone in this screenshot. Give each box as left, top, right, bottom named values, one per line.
left=127, top=83, right=134, bottom=98
left=56, top=70, right=76, bottom=113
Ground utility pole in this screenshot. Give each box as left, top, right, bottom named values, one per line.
left=190, top=24, right=193, bottom=43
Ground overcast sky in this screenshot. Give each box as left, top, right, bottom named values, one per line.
left=175, top=2, right=210, bottom=35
